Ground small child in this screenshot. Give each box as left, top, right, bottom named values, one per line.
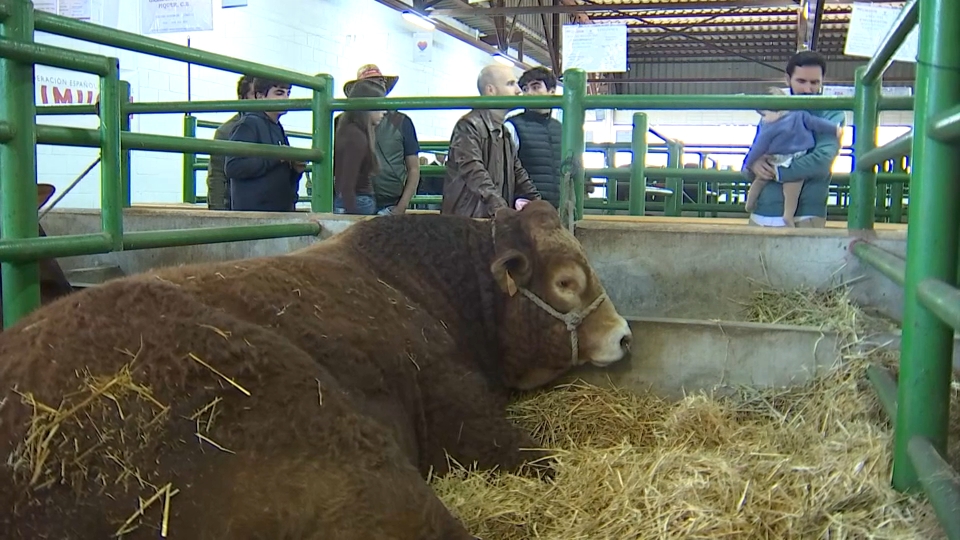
left=743, top=87, right=842, bottom=227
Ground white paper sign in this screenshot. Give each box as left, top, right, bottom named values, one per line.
left=823, top=85, right=913, bottom=97
left=34, top=0, right=93, bottom=20
left=34, top=1, right=59, bottom=13
left=844, top=2, right=918, bottom=63
left=140, top=0, right=213, bottom=35
left=413, top=32, right=433, bottom=63
left=562, top=23, right=627, bottom=73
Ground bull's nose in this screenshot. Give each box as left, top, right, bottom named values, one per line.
left=620, top=329, right=633, bottom=353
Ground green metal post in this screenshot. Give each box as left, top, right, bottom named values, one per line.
left=866, top=364, right=899, bottom=420
left=99, top=57, right=122, bottom=249
left=182, top=114, right=197, bottom=203
left=561, top=69, right=587, bottom=224
left=894, top=0, right=960, bottom=492
left=120, top=80, right=131, bottom=207
left=602, top=147, right=616, bottom=209
left=665, top=142, right=683, bottom=216
left=850, top=66, right=880, bottom=230
left=929, top=103, right=960, bottom=142
left=906, top=436, right=960, bottom=540
left=0, top=0, right=40, bottom=328
left=312, top=73, right=333, bottom=213
left=629, top=112, right=647, bottom=216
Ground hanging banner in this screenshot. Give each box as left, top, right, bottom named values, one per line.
left=141, top=0, right=214, bottom=35
left=35, top=66, right=99, bottom=106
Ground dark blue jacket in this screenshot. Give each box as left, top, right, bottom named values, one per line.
left=225, top=112, right=302, bottom=212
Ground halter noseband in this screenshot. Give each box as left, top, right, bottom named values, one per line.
left=491, top=218, right=608, bottom=366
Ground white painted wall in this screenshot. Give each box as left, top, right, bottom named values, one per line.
left=34, top=0, right=531, bottom=208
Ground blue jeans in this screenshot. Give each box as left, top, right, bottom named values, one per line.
left=334, top=194, right=377, bottom=215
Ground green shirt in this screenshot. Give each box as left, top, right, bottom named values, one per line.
left=746, top=109, right=846, bottom=219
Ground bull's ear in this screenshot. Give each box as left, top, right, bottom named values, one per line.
left=490, top=248, right=531, bottom=297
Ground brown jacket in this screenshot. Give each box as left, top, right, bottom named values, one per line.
left=441, top=109, right=541, bottom=218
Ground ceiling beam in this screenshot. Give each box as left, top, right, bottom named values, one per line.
left=629, top=33, right=848, bottom=41
left=537, top=0, right=561, bottom=75
left=427, top=0, right=856, bottom=17
left=809, top=0, right=828, bottom=50
left=622, top=20, right=846, bottom=31
left=371, top=0, right=535, bottom=69
left=796, top=0, right=827, bottom=51
left=588, top=6, right=851, bottom=17
left=589, top=11, right=848, bottom=22
left=629, top=29, right=848, bottom=40
left=630, top=38, right=848, bottom=47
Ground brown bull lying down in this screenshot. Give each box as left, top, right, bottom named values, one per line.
left=0, top=201, right=632, bottom=539
left=0, top=184, right=75, bottom=329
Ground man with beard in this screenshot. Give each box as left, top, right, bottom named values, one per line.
left=742, top=50, right=845, bottom=228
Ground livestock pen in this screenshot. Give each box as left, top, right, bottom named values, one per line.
left=1, top=0, right=959, bottom=537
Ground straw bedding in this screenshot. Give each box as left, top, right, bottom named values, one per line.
left=430, top=283, right=957, bottom=540
left=6, top=350, right=180, bottom=537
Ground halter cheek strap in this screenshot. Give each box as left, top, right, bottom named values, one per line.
left=491, top=219, right=608, bottom=366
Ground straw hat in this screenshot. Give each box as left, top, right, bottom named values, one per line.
left=343, top=64, right=398, bottom=96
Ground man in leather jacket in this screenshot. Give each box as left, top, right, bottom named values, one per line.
left=441, top=64, right=541, bottom=218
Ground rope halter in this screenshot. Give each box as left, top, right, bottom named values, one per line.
left=491, top=218, right=608, bottom=366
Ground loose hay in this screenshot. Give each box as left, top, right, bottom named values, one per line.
left=6, top=352, right=180, bottom=538
left=9, top=361, right=170, bottom=493
left=431, top=284, right=955, bottom=539
left=738, top=280, right=899, bottom=351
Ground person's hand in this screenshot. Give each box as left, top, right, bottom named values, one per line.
left=750, top=156, right=777, bottom=181
left=836, top=125, right=843, bottom=139
left=291, top=161, right=307, bottom=173
left=514, top=198, right=530, bottom=210
left=390, top=205, right=406, bottom=215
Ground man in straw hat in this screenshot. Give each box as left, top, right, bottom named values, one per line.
left=340, top=64, right=422, bottom=216
left=441, top=64, right=541, bottom=218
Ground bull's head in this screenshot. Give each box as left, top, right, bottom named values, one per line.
left=489, top=201, right=632, bottom=390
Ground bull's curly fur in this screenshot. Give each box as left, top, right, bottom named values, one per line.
left=0, top=201, right=623, bottom=539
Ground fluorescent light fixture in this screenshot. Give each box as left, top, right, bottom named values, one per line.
left=492, top=52, right=513, bottom=66
left=402, top=11, right=436, bottom=31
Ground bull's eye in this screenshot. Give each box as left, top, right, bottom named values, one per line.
left=557, top=279, right=571, bottom=290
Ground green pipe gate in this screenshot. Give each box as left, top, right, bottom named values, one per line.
left=0, top=0, right=957, bottom=536
left=848, top=2, right=960, bottom=538
left=181, top=124, right=915, bottom=220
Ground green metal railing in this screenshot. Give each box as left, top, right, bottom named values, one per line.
left=183, top=121, right=909, bottom=220
left=848, top=1, right=960, bottom=539
left=183, top=118, right=697, bottom=209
